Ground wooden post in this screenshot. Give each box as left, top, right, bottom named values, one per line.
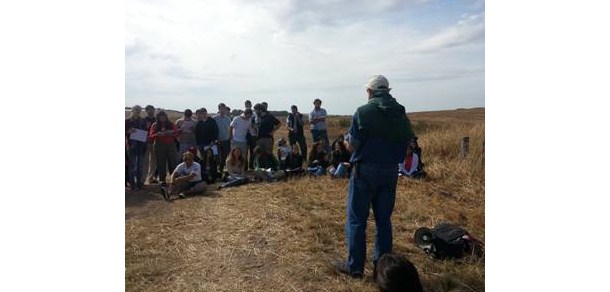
left=461, top=137, right=470, bottom=158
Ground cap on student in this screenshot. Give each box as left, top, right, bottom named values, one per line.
left=366, top=75, right=391, bottom=91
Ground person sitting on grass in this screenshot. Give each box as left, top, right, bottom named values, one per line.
left=276, top=137, right=292, bottom=170
left=283, top=143, right=304, bottom=177
left=218, top=147, right=251, bottom=189
left=328, top=136, right=352, bottom=178
left=162, top=151, right=207, bottom=201
left=398, top=141, right=425, bottom=178
left=307, top=141, right=329, bottom=176
left=200, top=147, right=221, bottom=184
left=375, top=253, right=423, bottom=292
left=253, top=146, right=285, bottom=181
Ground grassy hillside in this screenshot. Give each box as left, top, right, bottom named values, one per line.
left=125, top=107, right=485, bottom=291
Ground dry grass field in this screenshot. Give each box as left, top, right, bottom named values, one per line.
left=125, top=107, right=485, bottom=291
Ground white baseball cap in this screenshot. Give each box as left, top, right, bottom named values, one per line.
left=366, top=75, right=391, bottom=91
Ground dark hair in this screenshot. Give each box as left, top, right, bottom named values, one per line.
left=308, top=141, right=325, bottom=164
left=145, top=105, right=155, bottom=111
left=376, top=254, right=423, bottom=292
left=313, top=98, right=322, bottom=104
left=154, top=111, right=173, bottom=132
left=184, top=109, right=193, bottom=117
left=253, top=103, right=262, bottom=111
left=332, top=138, right=348, bottom=154
left=291, top=105, right=298, bottom=110
left=253, top=146, right=267, bottom=157
left=245, top=100, right=252, bottom=105
left=218, top=103, right=226, bottom=109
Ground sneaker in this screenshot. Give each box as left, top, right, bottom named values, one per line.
left=161, top=187, right=170, bottom=201
left=333, top=260, right=363, bottom=279
left=178, top=192, right=186, bottom=198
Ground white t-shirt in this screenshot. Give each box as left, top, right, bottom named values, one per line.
left=230, top=116, right=252, bottom=143
left=172, top=161, right=202, bottom=182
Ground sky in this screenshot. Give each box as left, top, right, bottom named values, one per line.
left=126, top=0, right=484, bottom=115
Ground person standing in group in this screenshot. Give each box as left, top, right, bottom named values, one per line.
left=175, top=109, right=197, bottom=163
left=125, top=105, right=148, bottom=190
left=254, top=103, right=281, bottom=155
left=214, top=103, right=232, bottom=173
left=309, top=98, right=330, bottom=151
left=286, top=105, right=307, bottom=162
left=195, top=108, right=219, bottom=160
left=244, top=100, right=252, bottom=111
left=143, top=105, right=158, bottom=184
left=246, top=101, right=258, bottom=169
left=334, top=75, right=415, bottom=279
left=148, top=111, right=179, bottom=187
left=229, top=108, right=254, bottom=169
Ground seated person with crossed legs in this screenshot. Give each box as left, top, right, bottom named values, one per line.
left=162, top=151, right=207, bottom=201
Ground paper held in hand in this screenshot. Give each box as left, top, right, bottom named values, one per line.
left=129, top=128, right=148, bottom=142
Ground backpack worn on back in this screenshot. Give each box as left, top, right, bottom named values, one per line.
left=414, top=223, right=482, bottom=259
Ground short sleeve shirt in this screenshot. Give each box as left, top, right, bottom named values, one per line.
left=258, top=113, right=280, bottom=138
left=230, top=116, right=252, bottom=143
left=309, top=108, right=328, bottom=130
left=172, top=162, right=202, bottom=182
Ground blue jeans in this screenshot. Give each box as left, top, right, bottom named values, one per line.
left=128, top=144, right=146, bottom=187
left=345, top=163, right=398, bottom=274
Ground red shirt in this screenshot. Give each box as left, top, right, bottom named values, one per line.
left=404, top=155, right=413, bottom=170
left=149, top=122, right=178, bottom=144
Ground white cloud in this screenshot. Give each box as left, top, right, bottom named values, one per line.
left=126, top=0, right=485, bottom=114
left=410, top=12, right=485, bottom=54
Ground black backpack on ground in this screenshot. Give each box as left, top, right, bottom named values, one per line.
left=414, top=223, right=482, bottom=259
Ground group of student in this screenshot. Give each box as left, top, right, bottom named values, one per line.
left=126, top=99, right=429, bottom=290
left=125, top=99, right=425, bottom=200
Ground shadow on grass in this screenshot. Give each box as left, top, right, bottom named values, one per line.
left=125, top=184, right=222, bottom=220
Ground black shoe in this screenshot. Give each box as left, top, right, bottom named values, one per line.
left=333, top=260, right=363, bottom=279
left=161, top=187, right=170, bottom=201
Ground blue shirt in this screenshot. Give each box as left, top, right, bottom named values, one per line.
left=214, top=114, right=232, bottom=141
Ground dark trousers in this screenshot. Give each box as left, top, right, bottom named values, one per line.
left=247, top=136, right=257, bottom=170
left=289, top=133, right=307, bottom=162
left=311, top=129, right=330, bottom=152
left=217, top=140, right=231, bottom=173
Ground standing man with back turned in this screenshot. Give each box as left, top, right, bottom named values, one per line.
left=334, top=75, right=415, bottom=279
